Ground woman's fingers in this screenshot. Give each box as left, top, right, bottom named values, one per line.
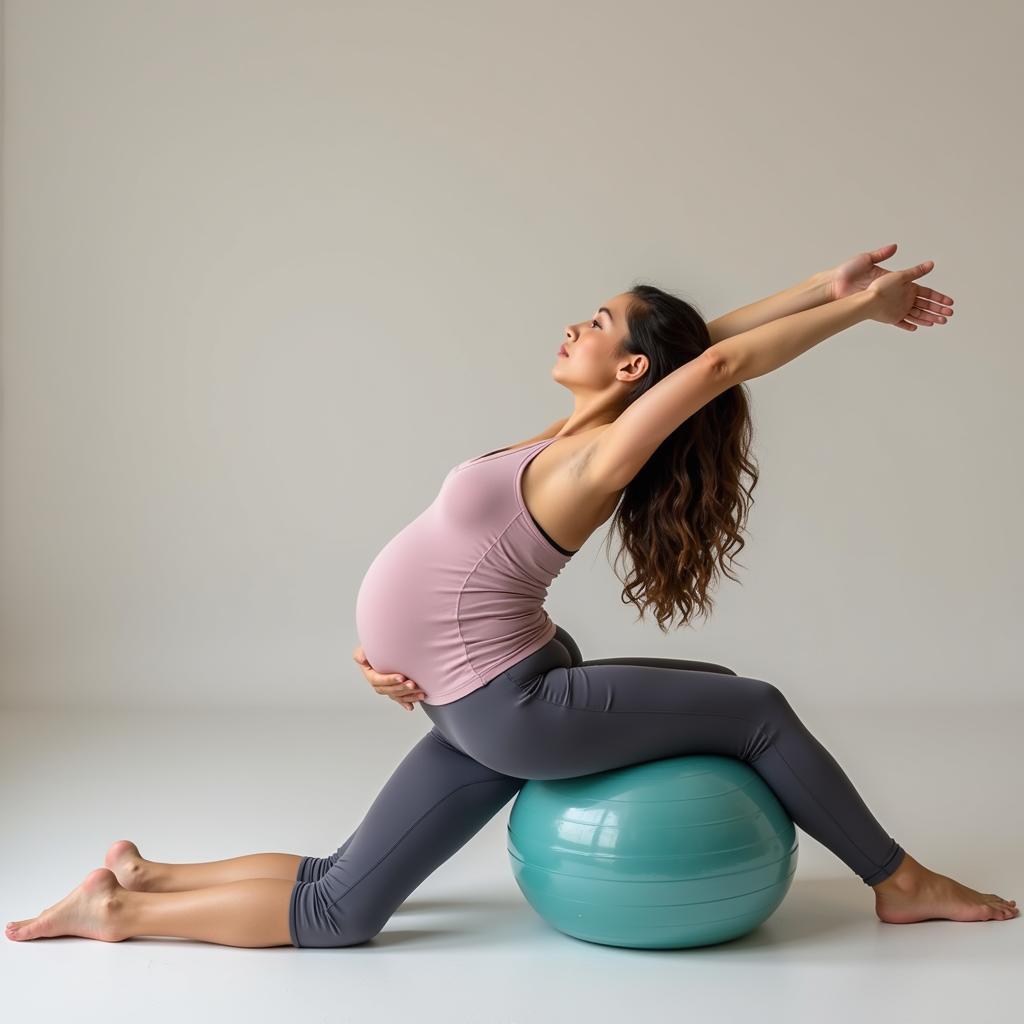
left=358, top=661, right=403, bottom=691
left=396, top=690, right=427, bottom=708
left=917, top=289, right=954, bottom=311
left=353, top=652, right=427, bottom=703
left=396, top=688, right=427, bottom=706
left=367, top=668, right=426, bottom=701
left=377, top=672, right=416, bottom=694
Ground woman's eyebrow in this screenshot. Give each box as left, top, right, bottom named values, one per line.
left=598, top=306, right=614, bottom=325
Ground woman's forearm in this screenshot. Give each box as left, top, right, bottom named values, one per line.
left=706, top=272, right=833, bottom=344
left=713, top=290, right=874, bottom=383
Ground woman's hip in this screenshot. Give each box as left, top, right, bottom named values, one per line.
left=421, top=631, right=573, bottom=764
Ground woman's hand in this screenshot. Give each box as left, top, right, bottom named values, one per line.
left=824, top=243, right=954, bottom=332
left=352, top=645, right=427, bottom=711
left=863, top=258, right=944, bottom=328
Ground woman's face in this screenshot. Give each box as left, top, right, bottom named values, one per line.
left=554, top=292, right=638, bottom=387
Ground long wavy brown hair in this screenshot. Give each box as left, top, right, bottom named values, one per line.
left=602, top=282, right=760, bottom=633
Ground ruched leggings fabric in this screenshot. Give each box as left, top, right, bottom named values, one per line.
left=289, top=625, right=905, bottom=947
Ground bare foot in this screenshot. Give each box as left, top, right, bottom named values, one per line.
left=103, top=838, right=150, bottom=891
left=5, top=868, right=127, bottom=942
left=874, top=853, right=1019, bottom=924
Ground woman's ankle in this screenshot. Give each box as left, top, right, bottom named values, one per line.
left=872, top=851, right=927, bottom=894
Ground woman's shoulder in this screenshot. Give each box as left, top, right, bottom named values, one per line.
left=526, top=425, right=621, bottom=553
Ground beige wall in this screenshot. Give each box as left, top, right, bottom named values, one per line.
left=2, top=0, right=1021, bottom=710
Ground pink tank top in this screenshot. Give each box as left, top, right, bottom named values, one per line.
left=355, top=437, right=577, bottom=705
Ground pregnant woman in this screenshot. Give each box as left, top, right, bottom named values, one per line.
left=6, top=244, right=1016, bottom=946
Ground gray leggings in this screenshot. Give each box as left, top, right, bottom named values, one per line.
left=289, top=625, right=905, bottom=947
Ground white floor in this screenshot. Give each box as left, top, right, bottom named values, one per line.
left=1, top=704, right=1020, bottom=1024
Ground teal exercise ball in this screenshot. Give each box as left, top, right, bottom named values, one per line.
left=506, top=755, right=798, bottom=949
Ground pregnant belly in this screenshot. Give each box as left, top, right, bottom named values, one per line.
left=355, top=535, right=440, bottom=676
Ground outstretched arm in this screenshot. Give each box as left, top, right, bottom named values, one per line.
left=707, top=244, right=954, bottom=342
left=580, top=259, right=939, bottom=494
left=717, top=257, right=939, bottom=382
left=706, top=272, right=832, bottom=344
left=579, top=293, right=869, bottom=494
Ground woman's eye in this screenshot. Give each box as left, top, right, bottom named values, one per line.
left=591, top=318, right=600, bottom=328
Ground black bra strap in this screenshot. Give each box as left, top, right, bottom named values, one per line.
left=528, top=510, right=579, bottom=556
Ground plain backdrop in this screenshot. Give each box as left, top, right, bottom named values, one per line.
left=2, top=0, right=1022, bottom=717
left=2, top=4, right=1022, bottom=1023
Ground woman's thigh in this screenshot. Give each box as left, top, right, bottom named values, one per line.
left=425, top=625, right=906, bottom=888
left=426, top=635, right=781, bottom=781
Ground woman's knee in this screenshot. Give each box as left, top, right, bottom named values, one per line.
left=295, top=855, right=331, bottom=884
left=292, top=879, right=386, bottom=948
left=744, top=678, right=796, bottom=722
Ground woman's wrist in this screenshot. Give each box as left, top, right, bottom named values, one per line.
left=808, top=269, right=837, bottom=302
